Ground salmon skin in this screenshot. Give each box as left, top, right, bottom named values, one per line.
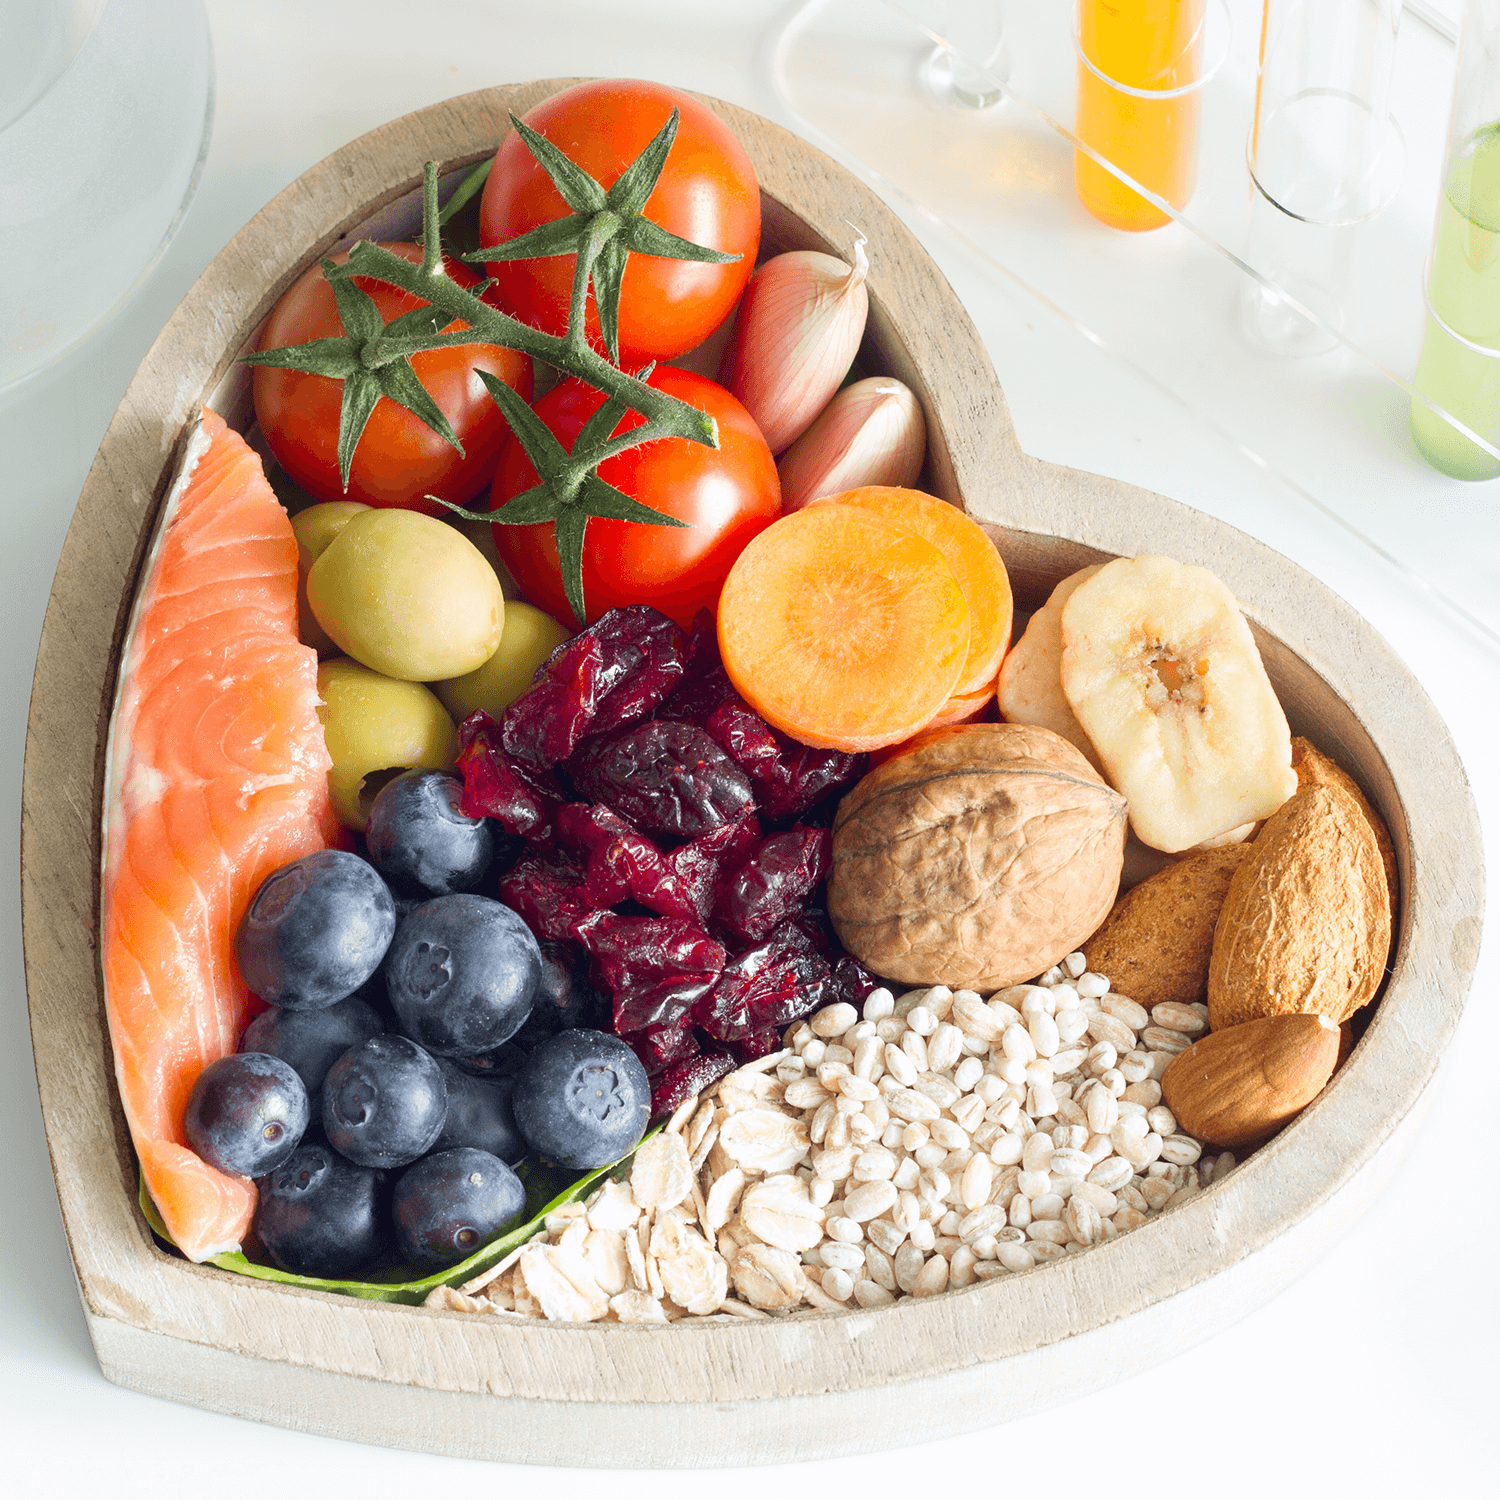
left=101, top=409, right=336, bottom=1262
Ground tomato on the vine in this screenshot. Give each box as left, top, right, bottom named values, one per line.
left=491, top=365, right=780, bottom=629
left=479, top=79, right=760, bottom=366
left=252, top=242, right=533, bottom=515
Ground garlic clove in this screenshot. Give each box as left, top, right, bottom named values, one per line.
left=777, top=377, right=926, bottom=512
left=718, top=232, right=870, bottom=454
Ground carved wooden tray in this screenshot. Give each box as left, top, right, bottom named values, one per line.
left=20, top=80, right=1483, bottom=1466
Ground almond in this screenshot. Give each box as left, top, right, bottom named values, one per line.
left=1207, top=782, right=1390, bottom=1029
left=1162, top=1012, right=1341, bottom=1147
left=1290, top=736, right=1398, bottom=921
left=1083, top=842, right=1252, bottom=1010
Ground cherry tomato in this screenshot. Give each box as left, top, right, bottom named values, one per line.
left=479, top=79, right=760, bottom=366
left=491, top=365, right=780, bottom=629
left=252, top=242, right=533, bottom=516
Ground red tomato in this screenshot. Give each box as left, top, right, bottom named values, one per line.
left=479, top=80, right=760, bottom=366
left=252, top=242, right=533, bottom=516
left=491, top=365, right=780, bottom=629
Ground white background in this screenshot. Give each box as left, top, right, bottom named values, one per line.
left=2, top=2, right=1495, bottom=1495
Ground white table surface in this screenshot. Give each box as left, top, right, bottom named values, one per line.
left=3, top=2, right=1495, bottom=1493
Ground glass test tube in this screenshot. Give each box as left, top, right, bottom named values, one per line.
left=1239, top=0, right=1403, bottom=355
left=1074, top=0, right=1208, bottom=232
left=1409, top=0, right=1500, bottom=481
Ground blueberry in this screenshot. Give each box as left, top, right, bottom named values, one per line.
left=512, top=941, right=609, bottom=1049
left=321, top=1034, right=447, bottom=1169
left=511, top=1029, right=650, bottom=1170
left=242, top=994, right=385, bottom=1098
left=255, top=1139, right=387, bottom=1277
left=434, top=1059, right=526, bottom=1165
left=236, top=849, right=396, bottom=1010
left=392, top=1148, right=527, bottom=1269
left=366, top=770, right=495, bottom=898
left=184, top=1053, right=309, bottom=1177
left=383, top=894, right=541, bottom=1057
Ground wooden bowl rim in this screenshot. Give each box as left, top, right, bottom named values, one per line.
left=20, top=80, right=1483, bottom=1419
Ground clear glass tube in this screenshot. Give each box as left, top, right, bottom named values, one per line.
left=1239, top=0, right=1404, bottom=355
left=1409, top=0, right=1500, bottom=480
left=883, top=1, right=1009, bottom=109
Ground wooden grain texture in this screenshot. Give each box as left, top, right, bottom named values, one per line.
left=21, top=81, right=1484, bottom=1465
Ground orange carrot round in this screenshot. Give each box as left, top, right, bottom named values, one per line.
left=717, top=505, right=970, bottom=752
left=867, top=688, right=993, bottom=766
left=818, top=486, right=1012, bottom=697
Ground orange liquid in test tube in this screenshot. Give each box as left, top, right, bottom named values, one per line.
left=1075, top=0, right=1206, bottom=231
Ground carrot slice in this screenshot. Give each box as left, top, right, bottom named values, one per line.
left=717, top=505, right=969, bottom=751
left=819, top=486, right=1012, bottom=697
left=868, top=685, right=993, bottom=765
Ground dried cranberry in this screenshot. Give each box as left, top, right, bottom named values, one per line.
left=658, top=667, right=741, bottom=729
left=826, top=953, right=880, bottom=1010
left=500, top=606, right=685, bottom=768
left=569, top=721, right=754, bottom=839
left=501, top=631, right=605, bottom=768
left=731, top=1027, right=786, bottom=1064
left=664, top=810, right=761, bottom=925
left=573, top=911, right=726, bottom=1033
left=703, top=700, right=865, bottom=820
left=555, top=802, right=698, bottom=922
left=758, top=741, right=866, bottom=820
left=715, top=825, right=833, bottom=945
left=624, top=1018, right=698, bottom=1073
left=583, top=606, right=687, bottom=734
left=455, top=712, right=563, bottom=841
left=495, top=851, right=596, bottom=943
left=679, top=608, right=721, bottom=679
left=694, top=926, right=831, bottom=1040
left=650, top=1049, right=735, bottom=1119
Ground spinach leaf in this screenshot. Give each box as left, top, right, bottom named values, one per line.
left=137, top=1134, right=653, bottom=1305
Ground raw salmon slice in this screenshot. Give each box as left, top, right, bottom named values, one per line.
left=101, top=408, right=337, bottom=1262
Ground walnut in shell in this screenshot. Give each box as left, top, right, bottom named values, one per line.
left=1083, top=842, right=1252, bottom=1010
left=828, top=723, right=1128, bottom=990
left=1207, top=782, right=1391, bottom=1028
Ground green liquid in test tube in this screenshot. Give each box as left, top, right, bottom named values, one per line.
left=1409, top=0, right=1500, bottom=481
left=1411, top=126, right=1500, bottom=479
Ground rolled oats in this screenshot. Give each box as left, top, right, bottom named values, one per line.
left=740, top=1175, right=825, bottom=1251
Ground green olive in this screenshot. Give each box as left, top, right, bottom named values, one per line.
left=291, top=501, right=369, bottom=657
left=316, top=658, right=458, bottom=832
left=307, top=509, right=505, bottom=681
left=432, top=600, right=572, bottom=723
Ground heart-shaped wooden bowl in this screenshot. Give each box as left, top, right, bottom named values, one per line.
left=21, top=80, right=1482, bottom=1466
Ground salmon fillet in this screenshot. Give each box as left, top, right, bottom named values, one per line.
left=101, top=409, right=337, bottom=1262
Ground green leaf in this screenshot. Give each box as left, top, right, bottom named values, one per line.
left=510, top=114, right=607, bottom=214
left=361, top=328, right=485, bottom=368
left=489, top=483, right=564, bottom=526
left=606, top=108, right=678, bottom=217
left=377, top=359, right=463, bottom=455
left=623, top=216, right=742, bottom=265
left=336, top=371, right=384, bottom=490
left=578, top=471, right=689, bottom=528
left=591, top=239, right=628, bottom=366
left=574, top=390, right=631, bottom=454
left=553, top=506, right=591, bottom=625
left=474, top=213, right=590, bottom=264
left=436, top=155, right=493, bottom=229
left=325, top=261, right=386, bottom=343
left=241, top=336, right=363, bottom=379
left=380, top=303, right=451, bottom=342
left=476, top=368, right=570, bottom=473
left=136, top=1132, right=656, bottom=1305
